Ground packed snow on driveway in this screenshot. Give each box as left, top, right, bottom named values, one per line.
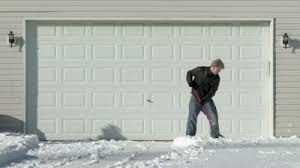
left=1, top=133, right=300, bottom=168
left=0, top=133, right=39, bottom=166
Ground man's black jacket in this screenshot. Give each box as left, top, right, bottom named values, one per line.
left=186, top=66, right=220, bottom=103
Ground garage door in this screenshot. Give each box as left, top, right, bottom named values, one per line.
left=26, top=21, right=271, bottom=140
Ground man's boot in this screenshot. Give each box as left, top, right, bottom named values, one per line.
left=210, top=124, right=225, bottom=138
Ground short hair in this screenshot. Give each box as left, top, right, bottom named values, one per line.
left=211, top=58, right=225, bottom=69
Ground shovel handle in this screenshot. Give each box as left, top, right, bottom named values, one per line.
left=192, top=87, right=202, bottom=104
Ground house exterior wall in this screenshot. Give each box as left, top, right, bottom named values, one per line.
left=0, top=0, right=299, bottom=137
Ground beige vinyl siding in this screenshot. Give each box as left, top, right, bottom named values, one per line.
left=0, top=0, right=299, bottom=136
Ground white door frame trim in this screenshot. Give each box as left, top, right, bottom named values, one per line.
left=22, top=17, right=275, bottom=137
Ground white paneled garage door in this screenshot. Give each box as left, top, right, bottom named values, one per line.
left=26, top=21, right=271, bottom=140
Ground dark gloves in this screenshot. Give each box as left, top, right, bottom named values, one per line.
left=200, top=98, right=206, bottom=104
left=191, top=87, right=205, bottom=106
left=200, top=99, right=205, bottom=106
left=188, top=81, right=197, bottom=88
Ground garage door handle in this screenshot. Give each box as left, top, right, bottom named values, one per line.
left=146, top=99, right=153, bottom=103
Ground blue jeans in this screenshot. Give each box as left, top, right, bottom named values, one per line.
left=186, top=94, right=220, bottom=137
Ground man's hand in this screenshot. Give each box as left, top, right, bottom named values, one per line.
left=188, top=81, right=196, bottom=87
left=191, top=87, right=205, bottom=106
left=200, top=99, right=205, bottom=106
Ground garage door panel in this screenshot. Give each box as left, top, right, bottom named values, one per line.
left=92, top=120, right=117, bottom=134
left=238, top=90, right=264, bottom=106
left=150, top=23, right=173, bottom=37
left=91, top=92, right=115, bottom=108
left=91, top=67, right=115, bottom=82
left=219, top=68, right=233, bottom=82
left=38, top=44, right=58, bottom=59
left=239, top=46, right=263, bottom=60
left=180, top=45, right=204, bottom=60
left=210, top=45, right=233, bottom=60
left=179, top=91, right=192, bottom=109
left=63, top=44, right=87, bottom=60
left=149, top=91, right=174, bottom=110
left=37, top=24, right=57, bottom=36
left=62, top=92, right=86, bottom=109
left=150, top=45, right=174, bottom=60
left=122, top=45, right=145, bottom=60
left=219, top=119, right=234, bottom=134
left=93, top=24, right=116, bottom=36
left=120, top=91, right=145, bottom=107
left=62, top=119, right=86, bottom=134
left=93, top=44, right=116, bottom=60
left=27, top=21, right=270, bottom=140
left=239, top=25, right=264, bottom=36
left=239, top=119, right=263, bottom=137
left=150, top=120, right=174, bottom=134
left=180, top=25, right=204, bottom=36
left=150, top=67, right=174, bottom=83
left=214, top=91, right=234, bottom=106
left=38, top=91, right=58, bottom=108
left=210, top=23, right=234, bottom=36
left=38, top=119, right=56, bottom=134
left=63, top=67, right=86, bottom=82
left=122, top=23, right=145, bottom=36
left=39, top=67, right=57, bottom=82
left=121, top=119, right=146, bottom=134
left=238, top=68, right=264, bottom=81
left=120, top=66, right=145, bottom=82
left=62, top=25, right=86, bottom=36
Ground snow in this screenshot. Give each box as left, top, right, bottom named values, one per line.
left=172, top=135, right=300, bottom=149
left=0, top=132, right=39, bottom=166
left=1, top=133, right=300, bottom=168
left=169, top=135, right=300, bottom=168
left=6, top=139, right=127, bottom=168
left=171, top=136, right=198, bottom=149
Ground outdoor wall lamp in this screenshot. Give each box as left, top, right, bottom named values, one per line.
left=8, top=31, right=15, bottom=48
left=282, top=33, right=289, bottom=49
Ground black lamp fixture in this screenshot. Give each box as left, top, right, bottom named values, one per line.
left=8, top=31, right=15, bottom=48
left=282, top=33, right=289, bottom=49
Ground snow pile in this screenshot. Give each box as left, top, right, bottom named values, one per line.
left=126, top=153, right=172, bottom=168
left=35, top=140, right=124, bottom=162
left=171, top=136, right=199, bottom=149
left=0, top=132, right=39, bottom=166
left=172, top=135, right=300, bottom=149
left=7, top=139, right=126, bottom=167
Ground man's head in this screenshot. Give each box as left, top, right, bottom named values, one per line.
left=210, top=58, right=224, bottom=75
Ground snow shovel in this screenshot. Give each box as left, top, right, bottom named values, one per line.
left=191, top=86, right=225, bottom=139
